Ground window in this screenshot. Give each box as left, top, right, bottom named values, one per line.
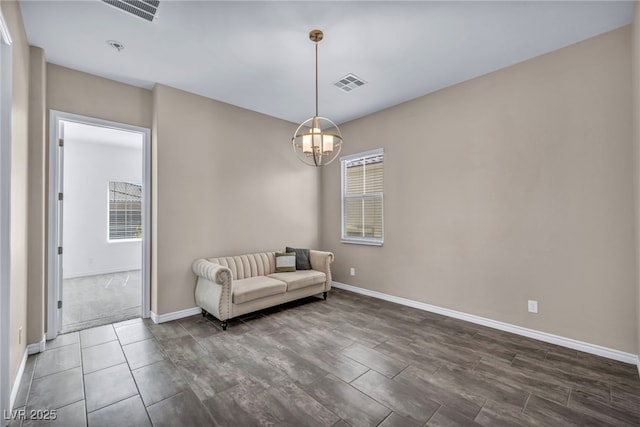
left=341, top=149, right=384, bottom=245
left=108, top=181, right=142, bottom=240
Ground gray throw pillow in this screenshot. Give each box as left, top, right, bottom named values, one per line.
left=286, top=247, right=311, bottom=270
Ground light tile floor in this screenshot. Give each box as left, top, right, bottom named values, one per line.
left=11, top=319, right=158, bottom=427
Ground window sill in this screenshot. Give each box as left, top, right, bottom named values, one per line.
left=108, top=238, right=142, bottom=243
left=341, top=239, right=383, bottom=247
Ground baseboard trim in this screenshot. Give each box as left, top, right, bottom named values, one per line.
left=150, top=307, right=201, bottom=324
left=27, top=335, right=46, bottom=355
left=332, top=282, right=639, bottom=365
left=9, top=349, right=27, bottom=410
left=9, top=336, right=46, bottom=411
left=63, top=267, right=141, bottom=280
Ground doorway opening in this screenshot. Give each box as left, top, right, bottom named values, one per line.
left=48, top=112, right=151, bottom=337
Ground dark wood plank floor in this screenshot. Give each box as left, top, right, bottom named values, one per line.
left=13, top=288, right=640, bottom=426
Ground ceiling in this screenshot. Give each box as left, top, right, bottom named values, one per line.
left=19, top=1, right=634, bottom=125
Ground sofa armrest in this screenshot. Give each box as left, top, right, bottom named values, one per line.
left=192, top=258, right=232, bottom=284
left=192, top=258, right=232, bottom=321
left=309, top=250, right=334, bottom=290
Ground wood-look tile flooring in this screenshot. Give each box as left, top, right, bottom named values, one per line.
left=11, top=289, right=640, bottom=426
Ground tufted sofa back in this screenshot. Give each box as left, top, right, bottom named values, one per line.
left=208, top=252, right=277, bottom=280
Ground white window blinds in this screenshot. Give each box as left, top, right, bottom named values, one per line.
left=341, top=149, right=384, bottom=245
left=108, top=181, right=142, bottom=240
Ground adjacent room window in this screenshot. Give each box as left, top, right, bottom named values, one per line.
left=108, top=181, right=142, bottom=240
left=341, top=148, right=384, bottom=245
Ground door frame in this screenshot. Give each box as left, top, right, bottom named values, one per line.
left=0, top=7, right=12, bottom=425
left=47, top=111, right=151, bottom=340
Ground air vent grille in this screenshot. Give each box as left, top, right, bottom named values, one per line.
left=334, top=74, right=366, bottom=92
left=102, top=0, right=159, bottom=22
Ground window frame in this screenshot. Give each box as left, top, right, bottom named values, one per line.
left=107, top=180, right=143, bottom=242
left=340, top=148, right=384, bottom=246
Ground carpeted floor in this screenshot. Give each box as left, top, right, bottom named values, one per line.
left=62, top=270, right=142, bottom=332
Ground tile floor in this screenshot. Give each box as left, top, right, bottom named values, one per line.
left=8, top=289, right=640, bottom=426
left=62, top=270, right=142, bottom=332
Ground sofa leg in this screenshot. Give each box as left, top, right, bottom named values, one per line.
left=202, top=309, right=207, bottom=317
left=221, top=320, right=228, bottom=331
left=323, top=291, right=327, bottom=300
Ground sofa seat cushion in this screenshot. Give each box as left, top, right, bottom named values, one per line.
left=267, top=270, right=326, bottom=292
left=233, top=276, right=287, bottom=304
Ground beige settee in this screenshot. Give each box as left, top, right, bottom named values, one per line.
left=192, top=251, right=334, bottom=330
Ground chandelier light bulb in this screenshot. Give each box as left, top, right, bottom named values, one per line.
left=323, top=135, right=334, bottom=153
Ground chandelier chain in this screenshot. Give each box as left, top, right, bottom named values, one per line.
left=315, top=41, right=319, bottom=117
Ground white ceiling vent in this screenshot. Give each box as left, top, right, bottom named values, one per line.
left=101, top=0, right=159, bottom=22
left=334, top=74, right=366, bottom=92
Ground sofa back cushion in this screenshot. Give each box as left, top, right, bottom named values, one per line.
left=208, top=252, right=276, bottom=280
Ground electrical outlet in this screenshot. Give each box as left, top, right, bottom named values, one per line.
left=350, top=267, right=356, bottom=276
left=528, top=300, right=538, bottom=314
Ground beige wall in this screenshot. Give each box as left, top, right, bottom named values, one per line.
left=7, top=3, right=635, bottom=367
left=42, top=61, right=321, bottom=319
left=46, top=64, right=152, bottom=129
left=43, top=65, right=152, bottom=330
left=2, top=0, right=30, bottom=385
left=322, top=26, right=637, bottom=353
left=27, top=46, right=46, bottom=346
left=152, top=84, right=320, bottom=314
left=633, top=2, right=640, bottom=362
left=151, top=91, right=159, bottom=314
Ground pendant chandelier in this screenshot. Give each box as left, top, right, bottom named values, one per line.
left=291, top=29, right=343, bottom=167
